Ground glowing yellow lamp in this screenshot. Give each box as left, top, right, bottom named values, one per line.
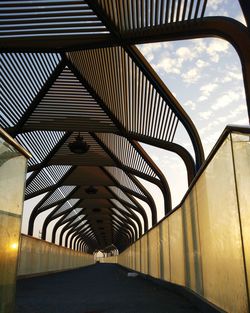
left=10, top=242, right=18, bottom=251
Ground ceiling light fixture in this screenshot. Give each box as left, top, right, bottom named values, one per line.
left=68, top=133, right=89, bottom=154
left=85, top=185, right=98, bottom=194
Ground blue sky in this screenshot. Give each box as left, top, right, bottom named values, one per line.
left=135, top=0, right=248, bottom=220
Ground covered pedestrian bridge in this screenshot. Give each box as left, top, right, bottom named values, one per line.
left=0, top=1, right=250, bottom=313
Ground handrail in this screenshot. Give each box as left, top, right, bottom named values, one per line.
left=0, top=127, right=31, bottom=159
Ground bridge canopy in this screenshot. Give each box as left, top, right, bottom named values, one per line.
left=1, top=0, right=249, bottom=253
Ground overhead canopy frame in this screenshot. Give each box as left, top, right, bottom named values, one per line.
left=1, top=0, right=249, bottom=253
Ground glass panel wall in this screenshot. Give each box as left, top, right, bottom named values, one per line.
left=231, top=133, right=250, bottom=300
left=181, top=188, right=202, bottom=294
left=196, top=136, right=248, bottom=312
left=0, top=130, right=29, bottom=313
left=18, top=235, right=94, bottom=276
left=168, top=209, right=185, bottom=286
left=159, top=220, right=170, bottom=281
left=102, top=129, right=250, bottom=313
left=140, top=234, right=148, bottom=275
left=148, top=227, right=160, bottom=278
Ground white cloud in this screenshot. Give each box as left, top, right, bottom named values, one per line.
left=196, top=59, right=209, bottom=68
left=228, top=71, right=243, bottom=81
left=161, top=42, right=174, bottom=50
left=200, top=83, right=218, bottom=96
left=220, top=69, right=243, bottom=83
left=212, top=90, right=240, bottom=110
left=206, top=0, right=229, bottom=17
left=155, top=57, right=182, bottom=74
left=198, top=95, right=208, bottom=102
left=183, top=100, right=196, bottom=110
left=217, top=116, right=230, bottom=123
left=145, top=53, right=154, bottom=62
left=183, top=38, right=230, bottom=64
left=138, top=42, right=173, bottom=63
left=229, top=104, right=244, bottom=115
left=138, top=42, right=162, bottom=57
left=206, top=39, right=229, bottom=63
left=206, top=0, right=224, bottom=10
left=221, top=76, right=233, bottom=83
left=155, top=43, right=203, bottom=76
left=199, top=111, right=213, bottom=120
left=234, top=118, right=248, bottom=125
left=193, top=39, right=207, bottom=54
left=199, top=104, right=247, bottom=136
left=176, top=47, right=196, bottom=61
left=217, top=104, right=247, bottom=122
left=151, top=154, right=159, bottom=162
left=209, top=53, right=220, bottom=63
left=181, top=68, right=201, bottom=84
left=210, top=40, right=229, bottom=53
left=202, top=131, right=222, bottom=149
left=200, top=120, right=220, bottom=135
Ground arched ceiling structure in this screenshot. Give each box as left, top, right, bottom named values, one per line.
left=1, top=0, right=249, bottom=253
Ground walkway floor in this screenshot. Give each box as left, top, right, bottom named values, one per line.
left=15, top=264, right=202, bottom=313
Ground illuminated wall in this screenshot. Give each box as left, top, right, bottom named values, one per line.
left=0, top=130, right=29, bottom=313
left=18, top=235, right=94, bottom=277
left=102, top=131, right=250, bottom=313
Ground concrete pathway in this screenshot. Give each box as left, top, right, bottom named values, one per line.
left=15, top=264, right=205, bottom=313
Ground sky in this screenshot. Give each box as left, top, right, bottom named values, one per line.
left=22, top=0, right=249, bottom=241
left=135, top=0, right=249, bottom=221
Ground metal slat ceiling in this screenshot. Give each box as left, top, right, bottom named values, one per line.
left=0, top=53, right=61, bottom=128
left=25, top=67, right=117, bottom=133
left=0, top=0, right=109, bottom=38
left=96, top=0, right=207, bottom=32
left=67, top=47, right=179, bottom=142
left=0, top=0, right=216, bottom=253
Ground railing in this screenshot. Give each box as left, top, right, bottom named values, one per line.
left=18, top=235, right=94, bottom=278
left=101, top=126, right=250, bottom=313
